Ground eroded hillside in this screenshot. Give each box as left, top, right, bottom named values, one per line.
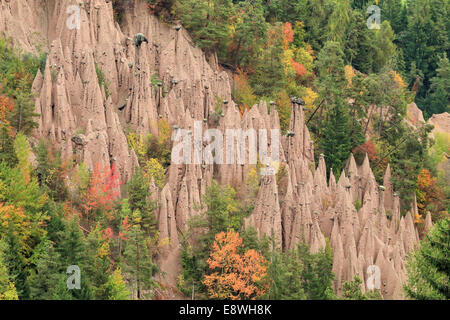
left=0, top=0, right=442, bottom=299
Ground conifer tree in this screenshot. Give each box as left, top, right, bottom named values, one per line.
left=0, top=240, right=18, bottom=300
left=0, top=126, right=18, bottom=167
left=405, top=217, right=450, bottom=299
left=342, top=276, right=382, bottom=300
left=55, top=218, right=93, bottom=300
left=266, top=247, right=307, bottom=300
left=122, top=223, right=159, bottom=299
left=426, top=54, right=450, bottom=115
left=315, top=41, right=352, bottom=174
left=27, top=238, right=62, bottom=300
left=105, top=268, right=130, bottom=300
left=0, top=230, right=29, bottom=299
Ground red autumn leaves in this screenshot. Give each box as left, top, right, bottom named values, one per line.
left=83, top=163, right=121, bottom=216
left=283, top=22, right=306, bottom=77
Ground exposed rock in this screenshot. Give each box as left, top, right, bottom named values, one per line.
left=0, top=0, right=424, bottom=299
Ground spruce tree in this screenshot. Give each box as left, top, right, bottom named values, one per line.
left=266, top=247, right=307, bottom=300
left=0, top=126, right=18, bottom=167
left=320, top=101, right=352, bottom=177
left=0, top=240, right=18, bottom=300
left=27, top=238, right=62, bottom=300
left=55, top=218, right=93, bottom=300
left=0, top=230, right=29, bottom=299
left=405, top=217, right=450, bottom=299
left=122, top=223, right=159, bottom=299
left=426, top=54, right=450, bottom=115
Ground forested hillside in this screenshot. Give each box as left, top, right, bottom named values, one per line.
left=0, top=0, right=448, bottom=300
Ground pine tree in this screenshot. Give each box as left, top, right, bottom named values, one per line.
left=7, top=80, right=39, bottom=135
left=299, top=240, right=336, bottom=300
left=55, top=218, right=93, bottom=300
left=426, top=54, right=450, bottom=115
left=266, top=247, right=307, bottom=300
left=175, top=0, right=234, bottom=55
left=0, top=240, right=18, bottom=300
left=0, top=125, right=18, bottom=167
left=0, top=230, right=29, bottom=299
left=250, top=24, right=286, bottom=97
left=304, top=0, right=333, bottom=51
left=127, top=168, right=157, bottom=234
left=371, top=21, right=396, bottom=73
left=327, top=0, right=351, bottom=43
left=379, top=0, right=407, bottom=35
left=403, top=0, right=449, bottom=112
left=342, top=276, right=382, bottom=300
left=318, top=92, right=352, bottom=175
left=263, top=0, right=308, bottom=23
left=343, top=9, right=373, bottom=72
left=27, top=238, right=62, bottom=300
left=122, top=224, right=158, bottom=299
left=84, top=225, right=113, bottom=299
left=229, top=0, right=267, bottom=68
left=405, top=217, right=450, bottom=299
left=105, top=268, right=130, bottom=300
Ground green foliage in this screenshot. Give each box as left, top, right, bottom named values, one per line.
left=327, top=0, right=351, bottom=43
left=250, top=24, right=285, bottom=97
left=425, top=54, right=450, bottom=116
left=371, top=21, right=397, bottom=73
left=95, top=62, right=111, bottom=99
left=319, top=101, right=352, bottom=176
left=404, top=217, right=450, bottom=299
left=34, top=139, right=68, bottom=201
left=26, top=238, right=63, bottom=300
left=122, top=224, right=159, bottom=299
left=111, top=0, right=134, bottom=23
left=232, top=70, right=257, bottom=111
left=266, top=241, right=339, bottom=300
left=150, top=73, right=164, bottom=95
left=0, top=38, right=40, bottom=135
left=0, top=126, right=18, bottom=167
left=275, top=90, right=292, bottom=135
left=179, top=181, right=245, bottom=297
left=354, top=199, right=362, bottom=211
left=266, top=239, right=337, bottom=300
left=105, top=268, right=131, bottom=300
left=228, top=0, right=267, bottom=68
left=126, top=168, right=157, bottom=233
left=299, top=239, right=337, bottom=300
left=342, top=276, right=382, bottom=300
left=387, top=123, right=434, bottom=210
left=175, top=0, right=233, bottom=55
left=0, top=240, right=19, bottom=300
left=144, top=158, right=165, bottom=189
left=265, top=246, right=307, bottom=300
left=147, top=119, right=172, bottom=168
left=127, top=121, right=172, bottom=168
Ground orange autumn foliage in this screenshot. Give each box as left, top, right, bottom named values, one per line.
left=203, top=231, right=268, bottom=300
left=83, top=163, right=121, bottom=218
left=119, top=215, right=130, bottom=240
left=416, top=169, right=446, bottom=218
left=0, top=94, right=14, bottom=127
left=0, top=202, right=32, bottom=250
left=233, top=69, right=257, bottom=114
left=282, top=22, right=294, bottom=50
left=291, top=59, right=306, bottom=76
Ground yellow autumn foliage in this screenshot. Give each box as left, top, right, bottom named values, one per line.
left=302, top=87, right=318, bottom=112
left=345, top=65, right=355, bottom=87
